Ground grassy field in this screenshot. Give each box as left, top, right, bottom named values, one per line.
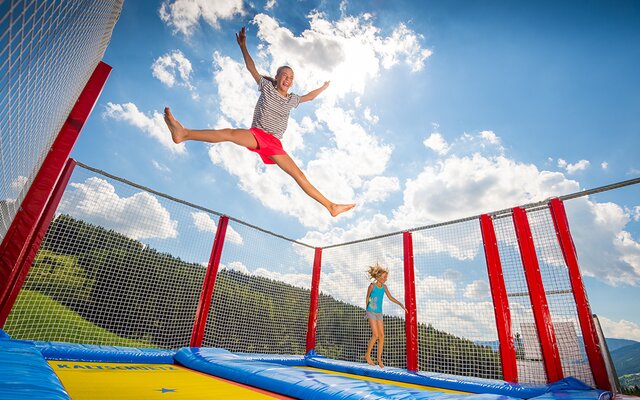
left=3, top=290, right=151, bottom=347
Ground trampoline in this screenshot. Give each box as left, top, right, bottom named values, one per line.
left=1, top=334, right=609, bottom=400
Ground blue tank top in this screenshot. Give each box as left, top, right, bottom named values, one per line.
left=367, top=283, right=385, bottom=312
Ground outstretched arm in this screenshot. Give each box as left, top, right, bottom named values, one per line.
left=384, top=285, right=406, bottom=312
left=300, top=81, right=330, bottom=103
left=236, top=27, right=261, bottom=84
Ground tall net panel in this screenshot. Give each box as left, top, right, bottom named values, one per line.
left=4, top=164, right=214, bottom=348
left=317, top=235, right=406, bottom=369
left=493, top=213, right=547, bottom=383
left=0, top=0, right=123, bottom=241
left=202, top=220, right=314, bottom=355
left=527, top=207, right=594, bottom=386
left=412, top=219, right=502, bottom=380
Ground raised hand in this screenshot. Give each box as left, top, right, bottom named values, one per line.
left=236, top=26, right=247, bottom=48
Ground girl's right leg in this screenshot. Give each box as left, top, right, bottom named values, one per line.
left=270, top=153, right=355, bottom=217
left=375, top=320, right=385, bottom=368
left=365, top=318, right=379, bottom=365
left=164, top=107, right=257, bottom=149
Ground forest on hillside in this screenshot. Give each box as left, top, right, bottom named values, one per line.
left=12, top=214, right=502, bottom=379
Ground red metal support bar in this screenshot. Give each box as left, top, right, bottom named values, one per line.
left=0, top=159, right=77, bottom=326
left=0, top=62, right=112, bottom=318
left=190, top=215, right=228, bottom=347
left=305, top=248, right=323, bottom=354
left=403, top=231, right=419, bottom=372
left=549, top=198, right=611, bottom=391
left=512, top=207, right=564, bottom=383
left=479, top=214, right=518, bottom=382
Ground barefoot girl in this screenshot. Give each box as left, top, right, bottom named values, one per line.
left=364, top=263, right=406, bottom=368
left=164, top=27, right=355, bottom=217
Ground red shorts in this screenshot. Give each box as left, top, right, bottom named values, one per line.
left=247, top=127, right=287, bottom=164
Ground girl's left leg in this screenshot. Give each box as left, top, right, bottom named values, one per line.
left=269, top=154, right=355, bottom=217
left=375, top=320, right=385, bottom=368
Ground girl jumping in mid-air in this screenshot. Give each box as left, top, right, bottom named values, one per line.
left=164, top=27, right=355, bottom=217
left=365, top=263, right=406, bottom=368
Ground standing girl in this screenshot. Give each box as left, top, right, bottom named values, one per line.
left=365, top=263, right=406, bottom=368
left=164, top=27, right=355, bottom=217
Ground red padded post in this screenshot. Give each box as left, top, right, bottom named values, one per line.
left=512, top=207, right=564, bottom=383
left=0, top=62, right=112, bottom=322
left=190, top=215, right=228, bottom=347
left=403, top=231, right=418, bottom=371
left=549, top=198, right=611, bottom=391
left=0, top=159, right=77, bottom=326
left=480, top=214, right=518, bottom=382
left=305, top=247, right=322, bottom=354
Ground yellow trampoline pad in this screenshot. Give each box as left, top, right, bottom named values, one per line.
left=299, top=366, right=470, bottom=394
left=49, top=361, right=292, bottom=400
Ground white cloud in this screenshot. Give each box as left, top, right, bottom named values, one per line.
left=191, top=211, right=243, bottom=244
left=10, top=176, right=28, bottom=193
left=601, top=162, right=608, bottom=170
left=58, top=177, right=178, bottom=240
left=159, top=0, right=244, bottom=36
left=265, top=0, right=276, bottom=10
left=479, top=130, right=500, bottom=145
left=103, top=102, right=186, bottom=155
left=566, top=198, right=640, bottom=285
left=557, top=158, right=590, bottom=174
left=356, top=176, right=400, bottom=204
left=423, top=132, right=450, bottom=155
left=252, top=12, right=431, bottom=98
left=152, top=50, right=198, bottom=99
left=363, top=107, right=379, bottom=124
left=418, top=300, right=498, bottom=341
left=463, top=280, right=490, bottom=299
left=152, top=160, right=170, bottom=172
left=598, top=315, right=640, bottom=341
left=416, top=275, right=456, bottom=298
left=394, top=153, right=577, bottom=226
left=221, top=260, right=311, bottom=289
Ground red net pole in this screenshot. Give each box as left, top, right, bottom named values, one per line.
left=403, top=231, right=418, bottom=371
left=0, top=62, right=111, bottom=320
left=512, top=207, right=564, bottom=383
left=480, top=214, right=518, bottom=382
left=190, top=215, right=228, bottom=347
left=0, top=159, right=77, bottom=326
left=548, top=198, right=611, bottom=391
left=306, top=247, right=322, bottom=354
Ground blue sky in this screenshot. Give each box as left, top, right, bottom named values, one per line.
left=68, top=0, right=640, bottom=341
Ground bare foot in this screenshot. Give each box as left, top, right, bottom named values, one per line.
left=164, top=107, right=187, bottom=143
left=329, top=203, right=356, bottom=217
left=365, top=355, right=374, bottom=365
left=378, top=360, right=384, bottom=368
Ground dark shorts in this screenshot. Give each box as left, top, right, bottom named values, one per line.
left=247, top=127, right=287, bottom=165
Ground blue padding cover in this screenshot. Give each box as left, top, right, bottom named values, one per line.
left=0, top=339, right=70, bottom=400
left=175, top=347, right=522, bottom=399
left=0, top=329, right=11, bottom=340
left=529, top=391, right=611, bottom=400
left=307, top=356, right=548, bottom=398
left=233, top=351, right=306, bottom=366
left=34, top=341, right=176, bottom=364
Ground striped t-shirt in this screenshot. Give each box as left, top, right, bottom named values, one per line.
left=251, top=77, right=301, bottom=139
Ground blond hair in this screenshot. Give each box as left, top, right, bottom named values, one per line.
left=367, top=263, right=388, bottom=281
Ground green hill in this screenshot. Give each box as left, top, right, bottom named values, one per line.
left=611, top=342, right=640, bottom=377
left=4, top=290, right=149, bottom=347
